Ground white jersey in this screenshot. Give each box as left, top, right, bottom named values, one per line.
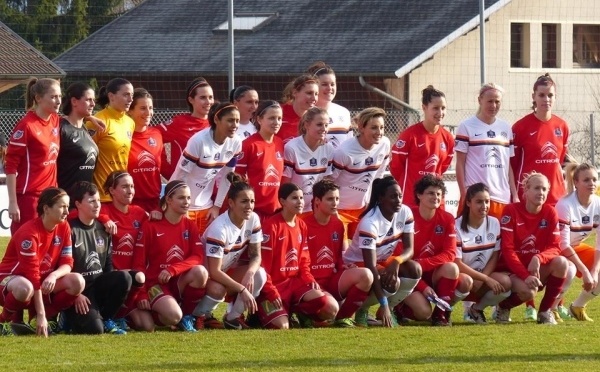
left=556, top=192, right=600, bottom=251
left=283, top=136, right=334, bottom=213
left=326, top=102, right=353, bottom=149
left=171, top=128, right=242, bottom=210
left=235, top=122, right=257, bottom=142
left=343, top=205, right=414, bottom=264
left=203, top=211, right=262, bottom=272
left=455, top=216, right=501, bottom=272
left=455, top=116, right=514, bottom=204
left=331, top=137, right=391, bottom=210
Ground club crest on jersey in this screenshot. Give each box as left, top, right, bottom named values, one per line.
left=365, top=157, right=373, bottom=166
left=593, top=215, right=600, bottom=223
left=95, top=237, right=105, bottom=247
left=148, top=137, right=157, bottom=147
left=53, top=236, right=62, bottom=246
left=440, top=143, right=447, bottom=151
left=21, top=240, right=32, bottom=250
left=332, top=231, right=339, bottom=241
left=434, top=225, right=444, bottom=235
left=501, top=215, right=511, bottom=224
left=214, top=153, right=221, bottom=161
left=276, top=151, right=282, bottom=160
left=501, top=131, right=508, bottom=138
left=51, top=128, right=58, bottom=136
left=262, top=233, right=270, bottom=243
left=235, top=236, right=242, bottom=244
left=539, top=219, right=548, bottom=228
left=225, top=151, right=233, bottom=158
left=13, top=130, right=24, bottom=139
left=475, top=235, right=483, bottom=244
left=582, top=215, right=590, bottom=224
left=133, top=220, right=141, bottom=229
left=310, top=158, right=317, bottom=167
left=554, top=128, right=562, bottom=137
left=362, top=238, right=373, bottom=246
left=127, top=131, right=132, bottom=139
left=487, top=233, right=495, bottom=241
left=395, top=139, right=405, bottom=148
left=320, top=157, right=328, bottom=166
left=396, top=220, right=404, bottom=230
left=487, top=130, right=496, bottom=138
left=244, top=230, right=251, bottom=238
left=183, top=230, right=189, bottom=240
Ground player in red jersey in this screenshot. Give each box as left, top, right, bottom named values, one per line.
left=0, top=188, right=84, bottom=337
left=495, top=172, right=568, bottom=325
left=230, top=85, right=259, bottom=141
left=127, top=88, right=164, bottom=213
left=101, top=171, right=154, bottom=331
left=389, top=85, right=454, bottom=208
left=277, top=75, right=318, bottom=144
left=396, top=174, right=470, bottom=326
left=259, top=183, right=338, bottom=328
left=303, top=179, right=374, bottom=327
left=158, top=77, right=213, bottom=179
left=133, top=180, right=212, bottom=332
left=235, top=101, right=284, bottom=221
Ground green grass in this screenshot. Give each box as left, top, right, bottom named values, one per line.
left=0, top=236, right=599, bottom=371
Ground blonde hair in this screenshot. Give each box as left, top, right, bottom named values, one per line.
left=476, top=83, right=504, bottom=115
left=26, top=77, right=60, bottom=111
left=565, top=162, right=597, bottom=194
left=299, top=107, right=328, bottom=136
left=521, top=171, right=549, bottom=190
left=353, top=107, right=386, bottom=133
left=282, top=74, right=318, bottom=103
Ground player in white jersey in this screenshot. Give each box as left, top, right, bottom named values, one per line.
left=283, top=107, right=334, bottom=214
left=455, top=84, right=519, bottom=219
left=343, top=176, right=421, bottom=327
left=170, top=103, right=242, bottom=236
left=554, top=163, right=600, bottom=321
left=200, top=173, right=269, bottom=330
left=331, top=107, right=390, bottom=236
left=454, top=183, right=511, bottom=323
left=230, top=85, right=258, bottom=141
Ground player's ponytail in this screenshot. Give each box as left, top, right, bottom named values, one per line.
left=360, top=175, right=398, bottom=218
left=227, top=172, right=253, bottom=200
left=26, top=77, right=61, bottom=111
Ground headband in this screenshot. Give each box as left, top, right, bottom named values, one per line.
left=312, top=67, right=329, bottom=77
left=187, top=81, right=209, bottom=97
left=166, top=181, right=188, bottom=198
left=256, top=103, right=281, bottom=118
left=213, top=104, right=238, bottom=119
left=112, top=172, right=131, bottom=188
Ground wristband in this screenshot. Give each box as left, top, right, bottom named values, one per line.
left=379, top=297, right=388, bottom=307
left=239, top=287, right=247, bottom=294
left=394, top=256, right=404, bottom=265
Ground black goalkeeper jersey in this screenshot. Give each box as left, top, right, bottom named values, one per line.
left=57, top=118, right=99, bottom=192
left=69, top=218, right=113, bottom=287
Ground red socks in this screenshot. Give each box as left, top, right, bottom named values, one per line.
left=0, top=292, right=30, bottom=322
left=295, top=295, right=328, bottom=320
left=181, top=286, right=206, bottom=315
left=336, top=286, right=369, bottom=320
left=539, top=275, right=565, bottom=312
left=498, top=292, right=525, bottom=310
left=45, top=291, right=79, bottom=319
left=436, top=277, right=458, bottom=302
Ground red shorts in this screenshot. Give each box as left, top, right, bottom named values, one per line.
left=256, top=277, right=312, bottom=327
left=417, top=270, right=436, bottom=292
left=147, top=276, right=183, bottom=307
left=0, top=275, right=16, bottom=305
left=316, top=270, right=346, bottom=301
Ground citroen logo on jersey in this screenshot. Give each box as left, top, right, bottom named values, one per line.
left=265, top=164, right=280, bottom=180
left=522, top=235, right=536, bottom=250
left=485, top=148, right=502, bottom=162
left=420, top=242, right=435, bottom=256
left=48, top=142, right=59, bottom=159
left=316, top=247, right=334, bottom=263
left=473, top=253, right=487, bottom=271
left=284, top=248, right=298, bottom=265
left=86, top=252, right=102, bottom=270
left=540, top=142, right=558, bottom=158
left=303, top=176, right=316, bottom=189
left=424, top=155, right=439, bottom=171
left=117, top=233, right=135, bottom=251
left=360, top=174, right=373, bottom=184
left=85, top=148, right=97, bottom=164
left=41, top=253, right=52, bottom=270
left=138, top=150, right=157, bottom=166
left=166, top=245, right=185, bottom=262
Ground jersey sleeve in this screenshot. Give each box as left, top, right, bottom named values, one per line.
left=16, top=234, right=43, bottom=290
left=235, top=140, right=251, bottom=177
left=500, top=205, right=529, bottom=280
left=282, top=142, right=295, bottom=178
left=555, top=199, right=572, bottom=251
left=249, top=214, right=262, bottom=244
left=454, top=122, right=469, bottom=154
left=330, top=148, right=350, bottom=181
left=204, top=223, right=227, bottom=260
left=439, top=132, right=454, bottom=175
left=536, top=208, right=561, bottom=264
left=132, top=223, right=150, bottom=272
left=4, top=122, right=29, bottom=175
left=389, top=131, right=410, bottom=182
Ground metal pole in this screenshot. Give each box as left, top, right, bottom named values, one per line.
left=228, top=0, right=234, bottom=91
left=591, top=113, right=596, bottom=166
left=479, top=0, right=485, bottom=85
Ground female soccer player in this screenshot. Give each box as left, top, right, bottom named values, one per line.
left=133, top=180, right=210, bottom=332
left=283, top=107, right=334, bottom=214
left=278, top=75, right=319, bottom=143
left=230, top=85, right=259, bottom=141
left=87, top=78, right=135, bottom=203
left=158, top=77, right=213, bottom=179
left=306, top=61, right=353, bottom=149
left=397, top=174, right=469, bottom=326
left=201, top=173, right=270, bottom=329
left=331, top=107, right=391, bottom=236
left=259, top=183, right=338, bottom=328
left=235, top=100, right=284, bottom=221
left=555, top=163, right=600, bottom=321
left=303, top=179, right=373, bottom=327
left=127, top=88, right=163, bottom=213
left=455, top=83, right=518, bottom=218
left=495, top=172, right=568, bottom=325
left=57, top=82, right=98, bottom=192
left=389, top=85, right=455, bottom=208
left=455, top=183, right=511, bottom=323
left=170, top=102, right=242, bottom=235
left=342, top=176, right=421, bottom=327
left=0, top=187, right=85, bottom=337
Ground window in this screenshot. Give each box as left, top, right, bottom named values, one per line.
left=511, top=23, right=530, bottom=68
left=213, top=13, right=278, bottom=33
left=574, top=24, right=600, bottom=68
left=542, top=24, right=560, bottom=68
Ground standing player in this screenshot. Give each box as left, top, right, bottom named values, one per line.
left=331, top=107, right=391, bottom=236
left=230, top=85, right=259, bottom=141
left=158, top=77, right=213, bottom=179
left=235, top=101, right=284, bottom=221
left=306, top=61, right=353, bottom=149
left=495, top=172, right=568, bottom=325
left=455, top=83, right=518, bottom=218
left=283, top=107, right=334, bottom=214
left=389, top=85, right=454, bottom=208
left=0, top=187, right=84, bottom=337
left=278, top=75, right=319, bottom=144
left=455, top=183, right=511, bottom=323
left=343, top=176, right=421, bottom=327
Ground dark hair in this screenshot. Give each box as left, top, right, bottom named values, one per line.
left=208, top=102, right=239, bottom=130
left=26, top=77, right=60, bottom=111
left=37, top=187, right=68, bottom=216
left=421, top=85, right=445, bottom=106
left=69, top=181, right=99, bottom=205
left=531, top=73, right=556, bottom=111
left=229, top=85, right=256, bottom=103
left=226, top=172, right=254, bottom=200
left=282, top=74, right=318, bottom=103
left=360, top=176, right=398, bottom=218
left=103, top=170, right=131, bottom=195
left=62, top=82, right=94, bottom=116
left=459, top=183, right=489, bottom=233
left=306, top=61, right=335, bottom=78
left=160, top=180, right=189, bottom=210
left=130, top=88, right=153, bottom=111
left=278, top=182, right=302, bottom=201
left=186, top=77, right=211, bottom=112
left=97, top=78, right=131, bottom=108
left=252, top=100, right=281, bottom=130
left=353, top=107, right=386, bottom=130
left=312, top=179, right=339, bottom=209
left=299, top=107, right=328, bottom=136
left=414, top=174, right=447, bottom=206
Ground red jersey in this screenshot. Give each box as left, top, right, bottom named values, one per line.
left=499, top=202, right=560, bottom=280
left=511, top=113, right=569, bottom=206
left=302, top=214, right=345, bottom=286
left=276, top=103, right=301, bottom=144
left=100, top=203, right=148, bottom=270
left=128, top=127, right=163, bottom=207
left=0, top=218, right=73, bottom=290
left=157, top=114, right=209, bottom=179
left=390, top=122, right=454, bottom=207
left=411, top=207, right=456, bottom=272
left=235, top=133, right=284, bottom=217
left=5, top=111, right=60, bottom=195
left=261, top=214, right=314, bottom=285
left=133, top=216, right=203, bottom=285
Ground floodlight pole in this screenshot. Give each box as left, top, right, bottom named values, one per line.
left=479, top=0, right=485, bottom=85
left=228, top=0, right=235, bottom=91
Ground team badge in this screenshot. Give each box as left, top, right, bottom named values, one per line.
left=95, top=237, right=105, bottom=247
left=183, top=230, right=189, bottom=240
left=395, top=140, right=405, bottom=148
left=440, top=143, right=447, bottom=151
left=133, top=220, right=141, bottom=229
left=582, top=215, right=590, bottom=224
left=148, top=137, right=157, bottom=147
left=214, top=153, right=221, bottom=161
left=487, top=130, right=496, bottom=138
left=244, top=230, right=251, bottom=238
left=332, top=231, right=339, bottom=241
left=51, top=128, right=58, bottom=136
left=365, top=157, right=373, bottom=166
left=309, top=158, right=317, bottom=167
left=13, top=130, right=24, bottom=139
left=554, top=128, right=562, bottom=137
left=262, top=234, right=270, bottom=243
left=21, top=240, right=32, bottom=250
left=320, top=157, right=328, bottom=166
left=361, top=238, right=373, bottom=246
left=487, top=233, right=495, bottom=241
left=475, top=235, right=482, bottom=244
left=434, top=225, right=444, bottom=235
left=539, top=219, right=548, bottom=228
left=53, top=236, right=62, bottom=246
left=501, top=215, right=511, bottom=224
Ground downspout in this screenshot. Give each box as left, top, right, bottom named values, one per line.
left=358, top=76, right=420, bottom=114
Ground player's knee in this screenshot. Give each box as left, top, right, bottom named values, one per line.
left=12, top=279, right=34, bottom=301
left=439, top=262, right=459, bottom=278
left=190, top=265, right=209, bottom=285
left=412, top=303, right=433, bottom=321
left=516, top=289, right=535, bottom=302
left=551, top=255, right=569, bottom=274
left=205, top=279, right=227, bottom=299
left=160, top=310, right=183, bottom=327
left=67, top=273, right=86, bottom=295
left=494, top=274, right=512, bottom=291
left=401, top=260, right=422, bottom=279
left=354, top=268, right=374, bottom=291
left=320, top=295, right=339, bottom=319
left=457, top=273, right=473, bottom=293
